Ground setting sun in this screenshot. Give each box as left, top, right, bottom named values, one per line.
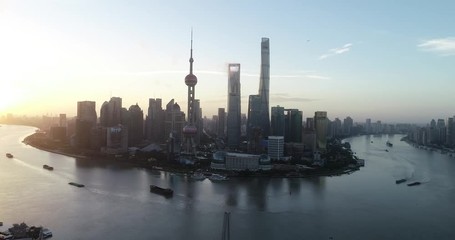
left=0, top=85, right=22, bottom=113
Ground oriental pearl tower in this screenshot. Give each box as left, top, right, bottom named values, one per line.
left=181, top=31, right=198, bottom=157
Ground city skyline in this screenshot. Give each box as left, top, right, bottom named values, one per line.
left=1, top=1, right=455, bottom=123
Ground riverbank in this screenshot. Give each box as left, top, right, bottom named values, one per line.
left=401, top=136, right=455, bottom=157
left=23, top=132, right=362, bottom=179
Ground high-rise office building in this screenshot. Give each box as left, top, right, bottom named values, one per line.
left=109, top=97, right=122, bottom=127
left=145, top=98, right=165, bottom=143
left=332, top=118, right=342, bottom=137
left=365, top=118, right=372, bottom=134
left=437, top=119, right=446, bottom=144
left=212, top=115, right=219, bottom=135
left=59, top=114, right=67, bottom=128
left=271, top=106, right=285, bottom=136
left=127, top=104, right=144, bottom=147
left=268, top=136, right=284, bottom=160
left=303, top=117, right=316, bottom=153
left=165, top=99, right=185, bottom=153
left=194, top=99, right=202, bottom=145
left=447, top=117, right=455, bottom=147
left=100, top=101, right=108, bottom=127
left=217, top=108, right=226, bottom=139
left=305, top=117, right=315, bottom=130
left=284, top=109, right=302, bottom=143
left=77, top=101, right=97, bottom=124
left=343, top=117, right=353, bottom=136
left=105, top=125, right=128, bottom=154
left=247, top=94, right=262, bottom=153
left=75, top=101, right=97, bottom=149
left=181, top=32, right=198, bottom=156
left=314, top=111, right=328, bottom=150
left=258, top=37, right=270, bottom=138
left=99, top=97, right=122, bottom=127
left=227, top=64, right=241, bottom=149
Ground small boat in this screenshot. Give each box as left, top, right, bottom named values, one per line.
left=190, top=172, right=206, bottom=180
left=385, top=149, right=389, bottom=152
left=395, top=179, right=406, bottom=184
left=150, top=185, right=173, bottom=197
left=42, top=228, right=53, bottom=238
left=208, top=173, right=228, bottom=181
left=407, top=182, right=421, bottom=186
left=68, top=182, right=85, bottom=188
left=386, top=141, right=393, bottom=147
left=6, top=153, right=13, bottom=158
left=43, top=164, right=54, bottom=171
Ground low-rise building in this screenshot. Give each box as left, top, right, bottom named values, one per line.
left=211, top=151, right=272, bottom=171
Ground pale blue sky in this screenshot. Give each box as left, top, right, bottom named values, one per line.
left=1, top=0, right=454, bottom=123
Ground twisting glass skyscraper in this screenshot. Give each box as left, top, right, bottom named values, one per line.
left=226, top=64, right=241, bottom=149
left=258, top=37, right=270, bottom=138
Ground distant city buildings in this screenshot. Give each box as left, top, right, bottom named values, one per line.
left=21, top=34, right=443, bottom=166
left=409, top=115, right=455, bottom=148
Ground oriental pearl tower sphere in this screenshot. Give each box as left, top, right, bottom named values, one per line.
left=182, top=31, right=198, bottom=156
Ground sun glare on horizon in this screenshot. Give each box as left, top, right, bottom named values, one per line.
left=0, top=85, right=24, bottom=114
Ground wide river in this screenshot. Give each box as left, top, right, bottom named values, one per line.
left=1, top=125, right=454, bottom=239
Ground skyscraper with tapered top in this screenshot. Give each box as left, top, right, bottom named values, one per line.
left=258, top=37, right=271, bottom=138
left=181, top=30, right=198, bottom=156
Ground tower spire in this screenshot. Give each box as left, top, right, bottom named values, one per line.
left=182, top=28, right=198, bottom=157
left=189, top=28, right=194, bottom=74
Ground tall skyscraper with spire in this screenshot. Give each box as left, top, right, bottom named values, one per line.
left=181, top=31, right=198, bottom=156
left=258, top=37, right=270, bottom=138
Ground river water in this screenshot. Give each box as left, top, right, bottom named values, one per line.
left=1, top=125, right=454, bottom=239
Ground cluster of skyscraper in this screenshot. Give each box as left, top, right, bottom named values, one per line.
left=47, top=36, right=415, bottom=163
left=209, top=38, right=333, bottom=161
left=63, top=33, right=205, bottom=157
left=409, top=116, right=455, bottom=148
left=70, top=95, right=202, bottom=156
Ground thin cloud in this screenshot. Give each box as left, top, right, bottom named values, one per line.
left=305, top=75, right=331, bottom=80
left=272, top=93, right=318, bottom=103
left=93, top=70, right=330, bottom=80
left=418, top=37, right=455, bottom=56
left=95, top=70, right=187, bottom=76
left=319, top=43, right=353, bottom=60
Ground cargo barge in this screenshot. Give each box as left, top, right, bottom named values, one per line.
left=150, top=185, right=173, bottom=197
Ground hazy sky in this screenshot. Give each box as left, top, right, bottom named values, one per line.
left=1, top=0, right=454, bottom=123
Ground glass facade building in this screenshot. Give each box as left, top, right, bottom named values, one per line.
left=226, top=64, right=241, bottom=149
